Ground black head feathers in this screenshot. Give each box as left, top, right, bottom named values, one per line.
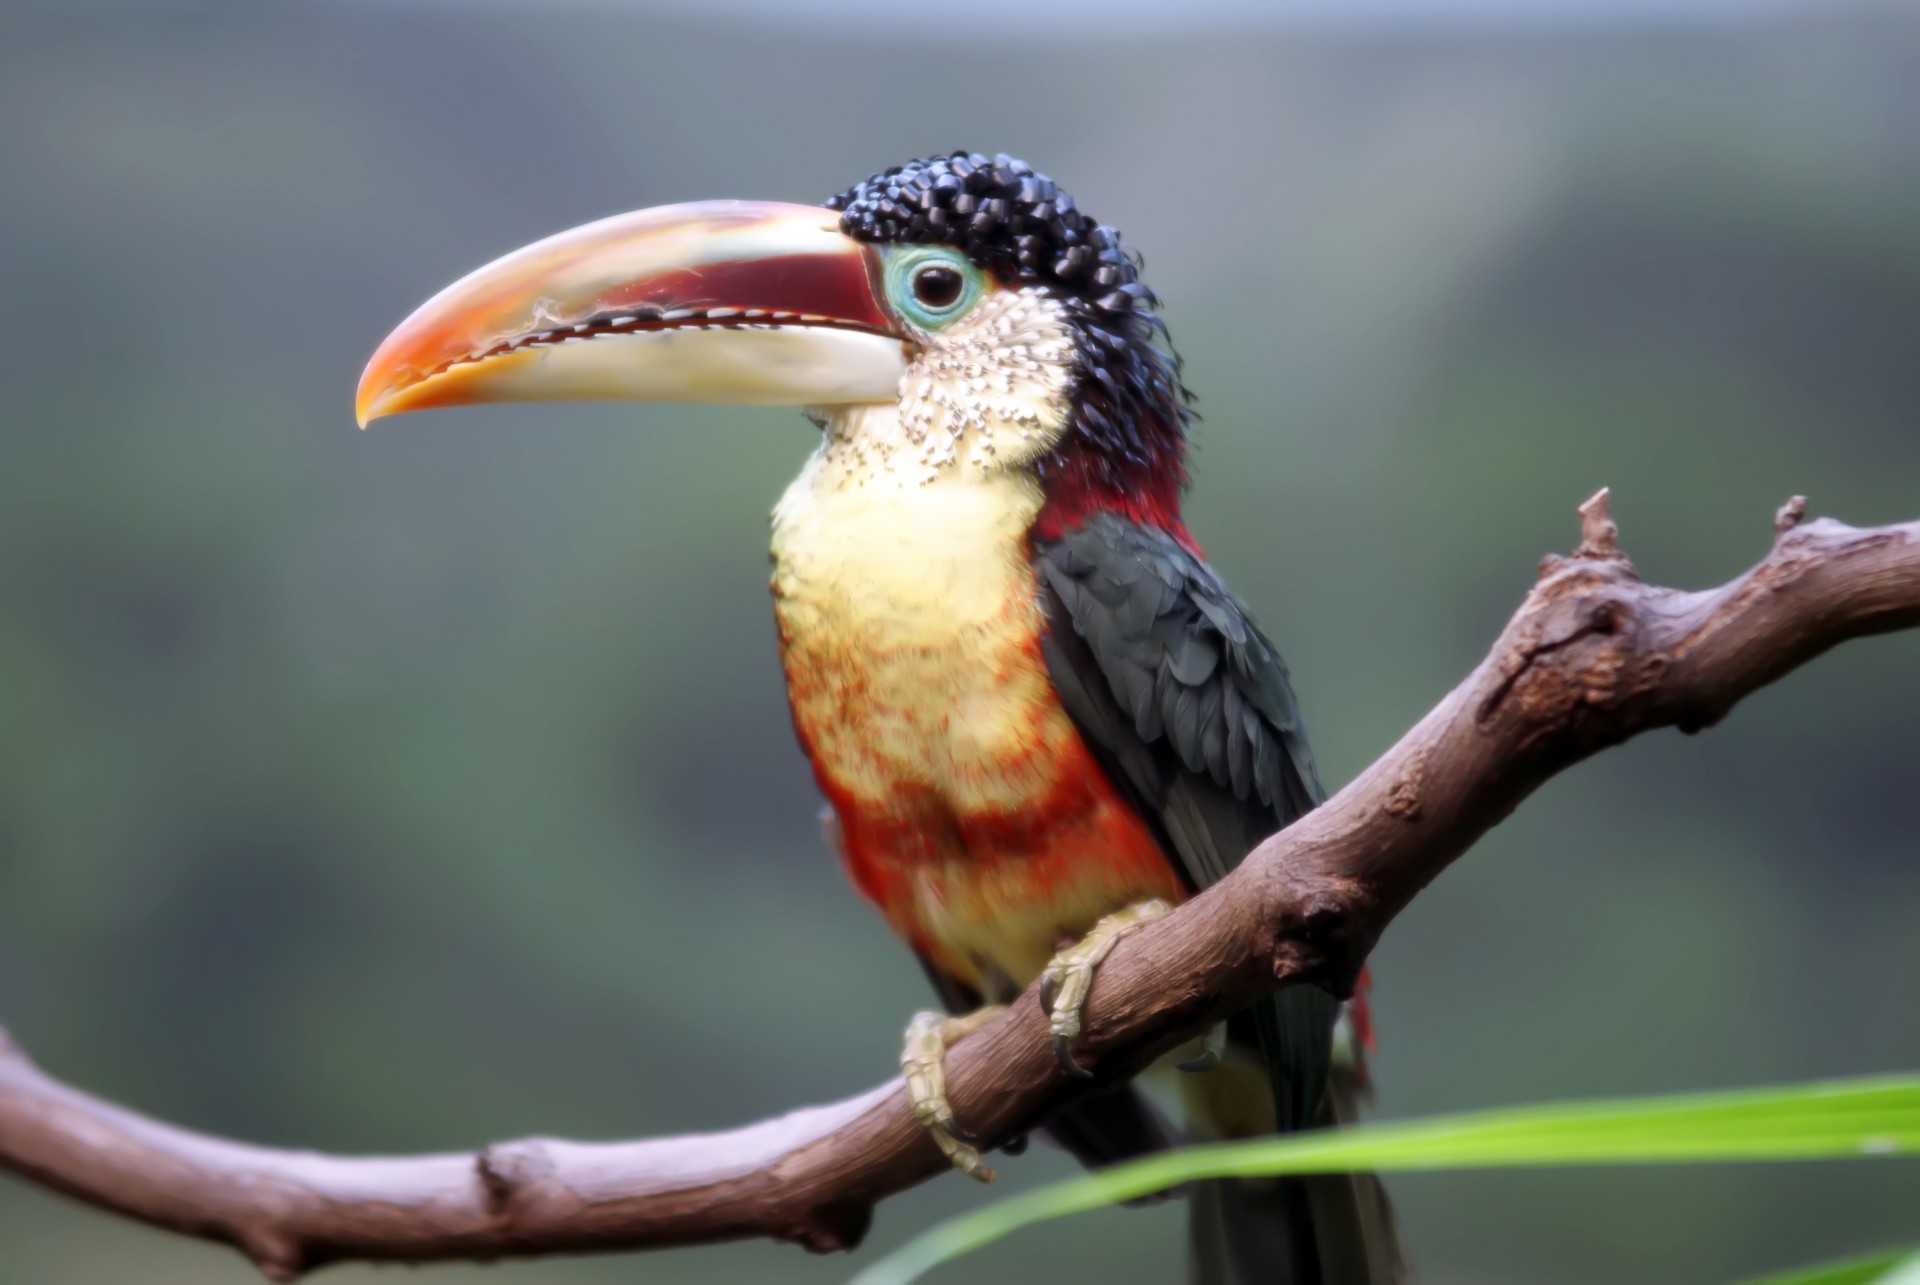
left=827, top=152, right=1194, bottom=513
left=827, top=151, right=1157, bottom=326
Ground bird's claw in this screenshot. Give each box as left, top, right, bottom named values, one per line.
left=1039, top=899, right=1173, bottom=1077
left=1176, top=1022, right=1228, bottom=1073
left=902, top=1006, right=1006, bottom=1182
left=1053, top=1033, right=1092, bottom=1079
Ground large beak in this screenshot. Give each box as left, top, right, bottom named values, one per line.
left=355, top=201, right=905, bottom=428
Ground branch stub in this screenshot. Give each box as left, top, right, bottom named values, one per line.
left=1575, top=487, right=1622, bottom=560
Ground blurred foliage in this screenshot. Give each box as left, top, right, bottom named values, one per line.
left=0, top=3, right=1916, bottom=1282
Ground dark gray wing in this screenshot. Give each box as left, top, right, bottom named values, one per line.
left=1034, top=511, right=1332, bottom=1132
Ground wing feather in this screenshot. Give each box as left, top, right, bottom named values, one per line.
left=1034, top=513, right=1332, bottom=1132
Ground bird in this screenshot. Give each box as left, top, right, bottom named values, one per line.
left=357, top=151, right=1405, bottom=1284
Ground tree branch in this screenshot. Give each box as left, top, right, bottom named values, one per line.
left=4, top=493, right=1917, bottom=1280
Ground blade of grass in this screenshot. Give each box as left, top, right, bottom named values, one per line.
left=852, top=1074, right=1920, bottom=1285
left=1746, top=1247, right=1920, bottom=1285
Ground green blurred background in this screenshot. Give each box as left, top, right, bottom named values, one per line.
left=2, top=2, right=1916, bottom=1281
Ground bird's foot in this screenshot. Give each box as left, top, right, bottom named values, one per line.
left=902, top=1005, right=1007, bottom=1182
left=1038, top=898, right=1174, bottom=1078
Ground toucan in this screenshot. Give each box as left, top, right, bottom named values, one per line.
left=358, top=151, right=1404, bottom=1284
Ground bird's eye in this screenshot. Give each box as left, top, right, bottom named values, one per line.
left=882, top=246, right=987, bottom=331
left=912, top=265, right=965, bottom=311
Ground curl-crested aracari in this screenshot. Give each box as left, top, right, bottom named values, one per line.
left=358, top=152, right=1404, bottom=1284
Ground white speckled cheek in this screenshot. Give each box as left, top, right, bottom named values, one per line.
left=811, top=286, right=1076, bottom=490
left=921, top=287, right=1076, bottom=476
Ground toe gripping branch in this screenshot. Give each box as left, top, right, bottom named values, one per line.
left=902, top=900, right=1174, bottom=1183
left=1038, top=899, right=1174, bottom=1078
left=902, top=1006, right=1007, bottom=1182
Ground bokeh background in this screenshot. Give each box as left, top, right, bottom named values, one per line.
left=2, top=1, right=1917, bottom=1281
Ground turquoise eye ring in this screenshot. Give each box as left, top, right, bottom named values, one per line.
left=882, top=245, right=988, bottom=332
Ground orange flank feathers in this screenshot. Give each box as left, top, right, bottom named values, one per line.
left=813, top=721, right=1183, bottom=997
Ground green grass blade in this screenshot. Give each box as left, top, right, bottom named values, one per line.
left=852, top=1074, right=1920, bottom=1285
left=1746, top=1248, right=1920, bottom=1284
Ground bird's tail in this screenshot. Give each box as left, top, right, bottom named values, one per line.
left=1184, top=995, right=1407, bottom=1284
left=1187, top=1163, right=1404, bottom=1283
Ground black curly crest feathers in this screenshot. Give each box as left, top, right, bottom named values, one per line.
left=826, top=152, right=1193, bottom=505
left=828, top=151, right=1162, bottom=327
